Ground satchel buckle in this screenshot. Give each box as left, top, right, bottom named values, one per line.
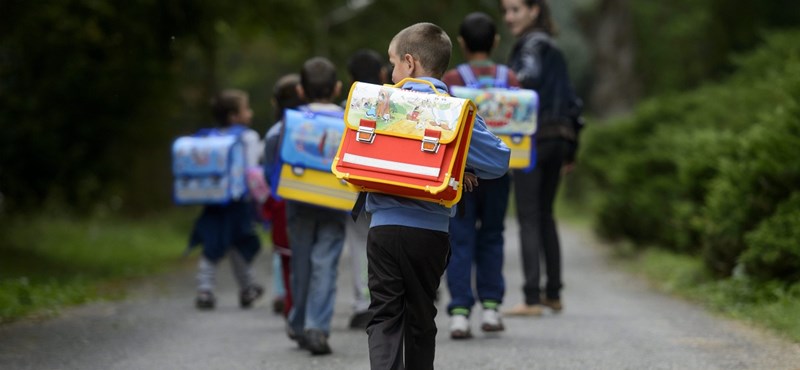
left=356, top=119, right=377, bottom=144
left=421, top=128, right=441, bottom=153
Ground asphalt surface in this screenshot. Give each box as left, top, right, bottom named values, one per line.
left=1, top=219, right=799, bottom=370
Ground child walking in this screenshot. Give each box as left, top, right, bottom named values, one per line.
left=262, top=73, right=305, bottom=318
left=441, top=11, right=520, bottom=339
left=365, top=23, right=511, bottom=370
left=189, top=89, right=264, bottom=310
left=282, top=57, right=347, bottom=356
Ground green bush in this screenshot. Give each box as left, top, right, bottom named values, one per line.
left=702, top=87, right=800, bottom=276
left=742, top=193, right=800, bottom=282
left=578, top=30, right=800, bottom=281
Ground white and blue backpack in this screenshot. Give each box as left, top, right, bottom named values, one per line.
left=171, top=125, right=249, bottom=205
left=450, top=64, right=539, bottom=171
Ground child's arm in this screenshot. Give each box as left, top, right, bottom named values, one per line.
left=262, top=124, right=282, bottom=187
left=465, top=114, right=511, bottom=180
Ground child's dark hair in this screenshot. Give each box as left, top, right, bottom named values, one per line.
left=392, top=22, right=452, bottom=78
left=210, top=89, right=248, bottom=126
left=300, top=57, right=338, bottom=101
left=347, top=49, right=384, bottom=84
left=523, top=0, right=557, bottom=36
left=272, top=73, right=304, bottom=122
left=459, top=12, right=496, bottom=53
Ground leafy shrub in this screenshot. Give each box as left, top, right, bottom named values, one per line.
left=578, top=30, right=800, bottom=282
left=741, top=193, right=800, bottom=282
left=702, top=82, right=800, bottom=276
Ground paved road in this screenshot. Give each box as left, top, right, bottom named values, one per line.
left=2, top=220, right=799, bottom=370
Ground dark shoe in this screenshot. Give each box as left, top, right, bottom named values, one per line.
left=305, top=329, right=332, bottom=355
left=541, top=297, right=563, bottom=312
left=348, top=310, right=373, bottom=330
left=239, top=285, right=264, bottom=308
left=195, top=291, right=216, bottom=310
left=272, top=297, right=285, bottom=314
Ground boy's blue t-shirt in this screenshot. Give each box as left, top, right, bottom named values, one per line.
left=366, top=77, right=510, bottom=232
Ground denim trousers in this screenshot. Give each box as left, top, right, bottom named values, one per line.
left=285, top=201, right=346, bottom=336
left=446, top=173, right=511, bottom=314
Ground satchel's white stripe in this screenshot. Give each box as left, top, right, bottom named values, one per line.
left=342, top=153, right=441, bottom=177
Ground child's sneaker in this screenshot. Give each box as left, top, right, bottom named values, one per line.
left=480, top=308, right=504, bottom=332
left=449, top=314, right=472, bottom=339
left=195, top=291, right=216, bottom=310
left=239, top=285, right=264, bottom=308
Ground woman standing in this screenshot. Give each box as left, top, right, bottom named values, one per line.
left=500, top=0, right=584, bottom=316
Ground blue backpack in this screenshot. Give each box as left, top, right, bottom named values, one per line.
left=171, top=125, right=248, bottom=205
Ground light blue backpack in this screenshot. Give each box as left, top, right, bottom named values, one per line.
left=171, top=125, right=248, bottom=205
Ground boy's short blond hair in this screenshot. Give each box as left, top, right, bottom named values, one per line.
left=391, top=22, right=452, bottom=78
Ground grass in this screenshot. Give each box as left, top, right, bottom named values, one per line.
left=622, top=248, right=800, bottom=342
left=0, top=209, right=198, bottom=323
left=557, top=184, right=800, bottom=343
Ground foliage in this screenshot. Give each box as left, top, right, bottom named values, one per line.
left=629, top=0, right=800, bottom=95
left=0, top=210, right=192, bottom=322
left=577, top=30, right=800, bottom=281
left=742, top=193, right=800, bottom=282
left=2, top=0, right=538, bottom=216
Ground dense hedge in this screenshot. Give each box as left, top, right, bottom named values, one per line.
left=578, top=30, right=800, bottom=282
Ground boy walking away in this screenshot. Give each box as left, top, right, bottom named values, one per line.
left=366, top=23, right=510, bottom=370
left=342, top=49, right=388, bottom=330
left=189, top=89, right=264, bottom=310
left=283, top=57, right=346, bottom=356
left=441, top=12, right=518, bottom=339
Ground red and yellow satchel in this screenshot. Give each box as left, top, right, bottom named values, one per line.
left=332, top=78, right=477, bottom=207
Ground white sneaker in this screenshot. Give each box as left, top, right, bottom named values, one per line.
left=481, top=309, right=504, bottom=332
left=449, top=314, right=472, bottom=339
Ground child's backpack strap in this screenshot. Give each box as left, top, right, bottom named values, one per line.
left=456, top=64, right=480, bottom=88
left=495, top=65, right=509, bottom=88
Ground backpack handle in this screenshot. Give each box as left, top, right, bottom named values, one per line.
left=392, top=78, right=448, bottom=96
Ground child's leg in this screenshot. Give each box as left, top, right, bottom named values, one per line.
left=346, top=212, right=371, bottom=313
left=285, top=202, right=315, bottom=337
left=475, top=175, right=510, bottom=305
left=231, top=248, right=263, bottom=308
left=196, top=256, right=217, bottom=292
left=366, top=226, right=449, bottom=370
left=279, top=251, right=293, bottom=318
left=230, top=249, right=256, bottom=289
left=272, top=252, right=285, bottom=299
left=304, top=211, right=346, bottom=335
left=195, top=256, right=218, bottom=309
left=446, top=191, right=479, bottom=315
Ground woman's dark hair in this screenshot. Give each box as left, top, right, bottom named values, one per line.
left=524, top=0, right=557, bottom=36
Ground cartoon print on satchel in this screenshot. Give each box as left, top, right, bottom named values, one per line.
left=450, top=64, right=538, bottom=170
left=275, top=109, right=357, bottom=211
left=172, top=125, right=249, bottom=205
left=333, top=78, right=477, bottom=207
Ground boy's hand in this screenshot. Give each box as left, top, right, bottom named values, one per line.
left=463, top=172, right=478, bottom=192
